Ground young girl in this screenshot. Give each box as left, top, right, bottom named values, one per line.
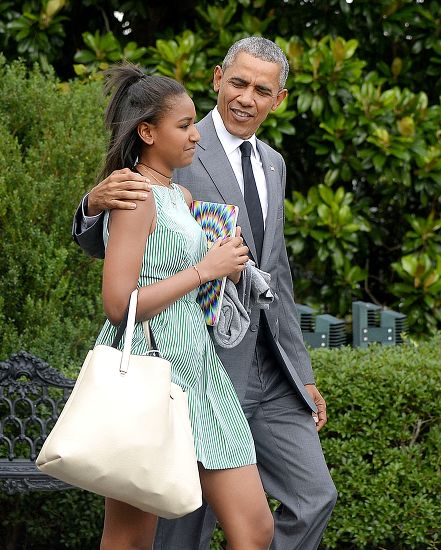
left=95, top=64, right=274, bottom=550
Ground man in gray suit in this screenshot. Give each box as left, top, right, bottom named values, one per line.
left=73, top=37, right=337, bottom=550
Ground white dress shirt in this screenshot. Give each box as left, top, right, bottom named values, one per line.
left=211, top=107, right=268, bottom=225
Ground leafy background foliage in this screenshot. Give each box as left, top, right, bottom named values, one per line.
left=0, top=58, right=106, bottom=374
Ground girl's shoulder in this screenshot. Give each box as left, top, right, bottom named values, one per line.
left=175, top=184, right=192, bottom=208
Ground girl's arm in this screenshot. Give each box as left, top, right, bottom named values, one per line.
left=102, top=195, right=248, bottom=325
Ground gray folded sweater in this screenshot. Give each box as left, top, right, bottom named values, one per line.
left=213, top=261, right=274, bottom=348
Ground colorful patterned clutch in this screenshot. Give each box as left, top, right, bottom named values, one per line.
left=190, top=201, right=239, bottom=325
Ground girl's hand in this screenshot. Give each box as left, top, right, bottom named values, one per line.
left=219, top=226, right=242, bottom=247
left=223, top=227, right=246, bottom=284
left=197, top=234, right=249, bottom=283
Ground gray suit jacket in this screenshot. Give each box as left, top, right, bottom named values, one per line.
left=73, top=112, right=316, bottom=410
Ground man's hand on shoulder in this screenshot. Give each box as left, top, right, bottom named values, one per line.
left=87, top=168, right=152, bottom=216
left=305, top=384, right=327, bottom=432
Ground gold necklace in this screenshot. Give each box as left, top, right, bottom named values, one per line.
left=137, top=162, right=177, bottom=206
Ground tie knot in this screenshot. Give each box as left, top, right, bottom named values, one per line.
left=240, top=141, right=252, bottom=158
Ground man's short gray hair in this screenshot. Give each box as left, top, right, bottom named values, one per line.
left=222, top=36, right=289, bottom=89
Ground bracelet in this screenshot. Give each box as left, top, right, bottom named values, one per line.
left=192, top=265, right=202, bottom=286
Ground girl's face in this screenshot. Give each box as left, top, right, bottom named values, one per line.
left=140, top=93, right=200, bottom=173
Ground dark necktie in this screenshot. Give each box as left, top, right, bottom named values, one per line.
left=240, top=141, right=264, bottom=263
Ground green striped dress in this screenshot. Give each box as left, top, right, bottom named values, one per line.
left=95, top=184, right=256, bottom=470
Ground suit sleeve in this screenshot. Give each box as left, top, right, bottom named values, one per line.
left=277, top=243, right=315, bottom=385
left=72, top=198, right=106, bottom=259
left=276, top=157, right=315, bottom=385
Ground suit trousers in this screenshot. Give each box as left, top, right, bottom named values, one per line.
left=154, top=331, right=337, bottom=550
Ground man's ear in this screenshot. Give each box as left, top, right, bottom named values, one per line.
left=138, top=122, right=154, bottom=145
left=272, top=89, right=288, bottom=111
left=213, top=65, right=223, bottom=92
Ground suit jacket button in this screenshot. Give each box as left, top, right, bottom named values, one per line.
left=250, top=324, right=259, bottom=332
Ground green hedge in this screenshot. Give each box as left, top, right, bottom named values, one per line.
left=0, top=57, right=105, bottom=374
left=315, top=337, right=440, bottom=550
left=1, top=336, right=440, bottom=549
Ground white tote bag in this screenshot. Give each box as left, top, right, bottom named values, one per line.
left=36, top=289, right=202, bottom=519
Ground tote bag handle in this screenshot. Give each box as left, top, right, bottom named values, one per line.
left=110, top=289, right=160, bottom=374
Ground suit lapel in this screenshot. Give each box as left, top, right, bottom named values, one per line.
left=257, top=141, right=278, bottom=269
left=197, top=115, right=258, bottom=262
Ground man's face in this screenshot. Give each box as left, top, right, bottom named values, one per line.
left=213, top=52, right=288, bottom=140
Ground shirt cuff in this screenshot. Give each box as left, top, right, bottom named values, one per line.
left=81, top=194, right=101, bottom=232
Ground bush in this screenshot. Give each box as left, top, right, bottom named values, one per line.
left=316, top=336, right=440, bottom=549
left=279, top=35, right=441, bottom=333
left=0, top=57, right=106, bottom=375
left=1, top=336, right=440, bottom=549
left=0, top=491, right=104, bottom=549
